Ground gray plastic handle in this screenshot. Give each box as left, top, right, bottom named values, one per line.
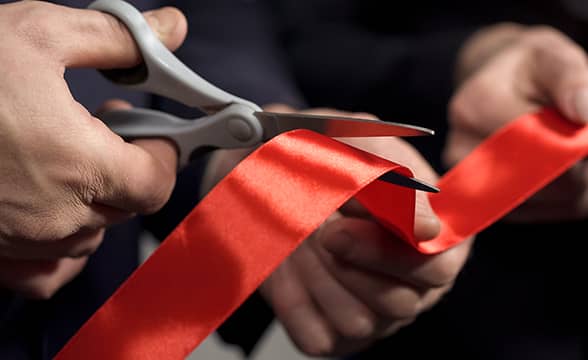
left=101, top=104, right=264, bottom=167
left=88, top=0, right=261, bottom=113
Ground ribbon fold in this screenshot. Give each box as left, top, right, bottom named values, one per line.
left=56, top=108, right=587, bottom=359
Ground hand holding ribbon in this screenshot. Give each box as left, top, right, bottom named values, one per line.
left=56, top=102, right=588, bottom=360
left=259, top=134, right=472, bottom=356
left=202, top=105, right=471, bottom=356
left=449, top=24, right=588, bottom=222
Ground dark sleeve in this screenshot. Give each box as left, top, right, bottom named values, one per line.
left=288, top=25, right=473, bottom=126
left=272, top=1, right=477, bottom=171
left=293, top=27, right=474, bottom=171
left=275, top=1, right=475, bottom=124
left=158, top=0, right=307, bottom=114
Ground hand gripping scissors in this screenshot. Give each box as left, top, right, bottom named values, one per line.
left=88, top=0, right=439, bottom=193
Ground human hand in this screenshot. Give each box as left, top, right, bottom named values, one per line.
left=0, top=2, right=185, bottom=298
left=447, top=24, right=588, bottom=222
left=211, top=106, right=470, bottom=357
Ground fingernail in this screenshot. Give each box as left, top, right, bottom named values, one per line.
left=573, top=88, right=588, bottom=123
left=144, top=9, right=177, bottom=37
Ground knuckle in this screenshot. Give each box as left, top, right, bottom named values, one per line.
left=524, top=27, right=585, bottom=66
left=12, top=2, right=61, bottom=54
left=8, top=212, right=63, bottom=244
left=2, top=203, right=86, bottom=251
left=523, top=26, right=567, bottom=45
left=102, top=12, right=133, bottom=46
left=448, top=76, right=500, bottom=135
left=70, top=161, right=104, bottom=206
left=539, top=43, right=584, bottom=68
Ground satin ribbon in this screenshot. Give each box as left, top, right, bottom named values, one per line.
left=55, top=108, right=586, bottom=359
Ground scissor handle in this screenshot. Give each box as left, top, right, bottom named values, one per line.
left=100, top=104, right=264, bottom=167
left=88, top=0, right=261, bottom=113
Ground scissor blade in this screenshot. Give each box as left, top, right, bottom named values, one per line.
left=254, top=111, right=434, bottom=139
left=379, top=171, right=440, bottom=193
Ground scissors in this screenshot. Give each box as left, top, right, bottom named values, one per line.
left=88, top=0, right=439, bottom=193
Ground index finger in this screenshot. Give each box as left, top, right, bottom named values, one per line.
left=319, top=217, right=472, bottom=289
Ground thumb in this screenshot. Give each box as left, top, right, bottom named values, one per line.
left=59, top=5, right=187, bottom=68
left=93, top=99, right=178, bottom=213
left=414, top=191, right=441, bottom=241
left=525, top=30, right=588, bottom=123
left=97, top=99, right=178, bottom=173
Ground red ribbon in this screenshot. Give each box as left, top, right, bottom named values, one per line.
left=55, top=108, right=586, bottom=359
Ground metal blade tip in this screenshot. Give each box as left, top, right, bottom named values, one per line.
left=379, top=172, right=440, bottom=193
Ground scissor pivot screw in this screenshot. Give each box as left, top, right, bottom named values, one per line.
left=227, top=118, right=254, bottom=142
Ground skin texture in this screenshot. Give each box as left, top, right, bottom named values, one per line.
left=204, top=105, right=473, bottom=356
left=447, top=24, right=588, bottom=222
left=0, top=1, right=184, bottom=299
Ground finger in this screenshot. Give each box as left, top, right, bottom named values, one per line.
left=351, top=112, right=378, bottom=120
left=0, top=256, right=86, bottom=299
left=442, top=128, right=485, bottom=166
left=419, top=283, right=453, bottom=312
left=339, top=193, right=440, bottom=242
left=97, top=99, right=178, bottom=173
left=261, top=105, right=379, bottom=122
left=262, top=103, right=297, bottom=113
left=87, top=102, right=177, bottom=214
left=0, top=228, right=106, bottom=260
left=448, top=61, right=538, bottom=139
left=261, top=259, right=336, bottom=357
left=131, top=138, right=178, bottom=176
left=414, top=191, right=441, bottom=241
left=54, top=5, right=188, bottom=68
left=321, top=217, right=473, bottom=288
left=524, top=29, right=588, bottom=123
left=292, top=241, right=377, bottom=341
left=338, top=137, right=441, bottom=240
left=506, top=160, right=588, bottom=222
left=95, top=98, right=134, bottom=115
left=321, top=255, right=425, bottom=321
left=300, top=108, right=378, bottom=120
